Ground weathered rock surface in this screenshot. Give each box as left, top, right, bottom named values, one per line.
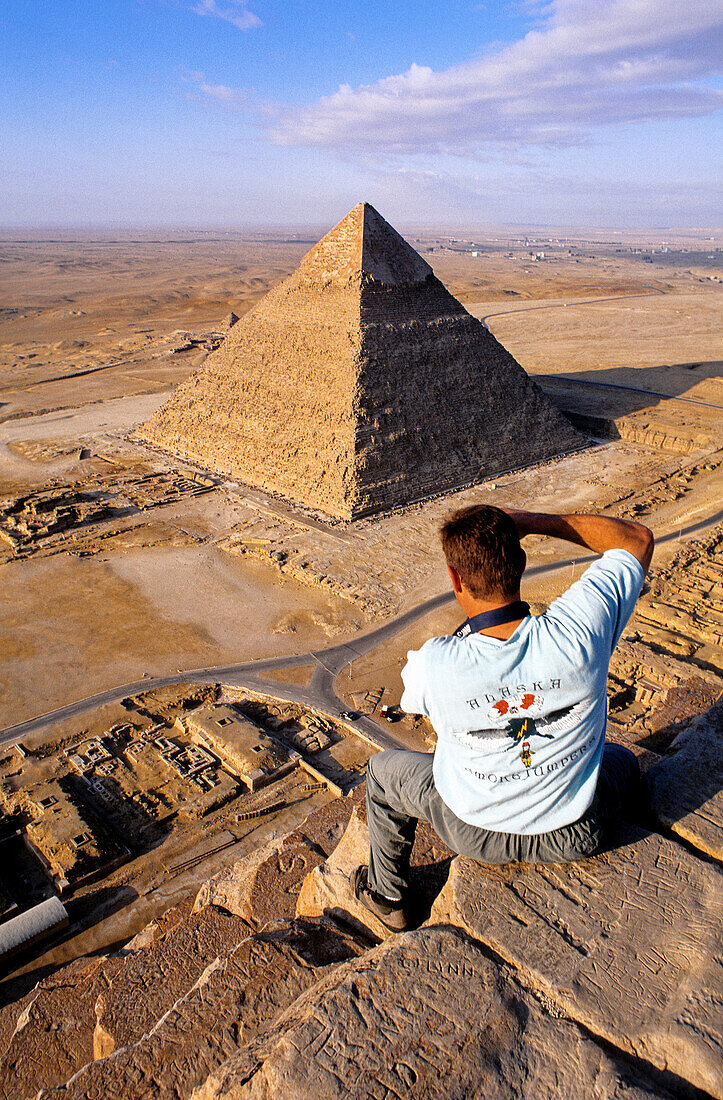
left=297, top=805, right=723, bottom=1095
left=194, top=789, right=365, bottom=929
left=139, top=203, right=584, bottom=519
left=296, top=806, right=453, bottom=940
left=4, top=783, right=720, bottom=1099
left=647, top=699, right=723, bottom=859
left=196, top=927, right=682, bottom=1100
left=0, top=897, right=197, bottom=1099
left=296, top=807, right=390, bottom=939
left=430, top=832, right=723, bottom=1097
left=292, top=783, right=366, bottom=853
left=93, top=904, right=253, bottom=1057
left=2, top=797, right=367, bottom=1100
left=0, top=954, right=119, bottom=1100
left=194, top=831, right=327, bottom=929
left=40, top=919, right=364, bottom=1100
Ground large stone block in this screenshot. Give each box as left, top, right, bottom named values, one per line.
left=0, top=955, right=122, bottom=1100
left=296, top=807, right=453, bottom=941
left=39, top=920, right=363, bottom=1100
left=647, top=699, right=723, bottom=859
left=194, top=831, right=327, bottom=928
left=296, top=807, right=390, bottom=940
left=0, top=898, right=195, bottom=1097
left=430, top=829, right=723, bottom=1097
left=4, top=796, right=365, bottom=1099
left=93, top=905, right=252, bottom=1057
left=196, top=927, right=683, bottom=1099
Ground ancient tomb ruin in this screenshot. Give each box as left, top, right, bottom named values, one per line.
left=139, top=203, right=584, bottom=519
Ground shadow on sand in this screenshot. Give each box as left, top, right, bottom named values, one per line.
left=537, top=360, right=722, bottom=420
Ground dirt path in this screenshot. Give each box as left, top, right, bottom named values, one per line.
left=4, top=504, right=721, bottom=748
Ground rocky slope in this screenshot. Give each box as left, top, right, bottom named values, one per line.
left=0, top=713, right=721, bottom=1099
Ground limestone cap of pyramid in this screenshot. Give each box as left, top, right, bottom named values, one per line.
left=295, top=202, right=434, bottom=288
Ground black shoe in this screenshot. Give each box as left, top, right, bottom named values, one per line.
left=352, top=866, right=407, bottom=933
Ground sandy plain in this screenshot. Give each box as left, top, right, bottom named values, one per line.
left=0, top=222, right=721, bottom=999
left=0, top=228, right=721, bottom=728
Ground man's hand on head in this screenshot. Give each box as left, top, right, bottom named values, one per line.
left=496, top=508, right=654, bottom=574
left=498, top=509, right=540, bottom=539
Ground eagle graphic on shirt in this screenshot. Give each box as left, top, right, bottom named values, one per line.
left=460, top=693, right=579, bottom=752
left=486, top=693, right=575, bottom=749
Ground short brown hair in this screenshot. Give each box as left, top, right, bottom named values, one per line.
left=440, top=505, right=524, bottom=599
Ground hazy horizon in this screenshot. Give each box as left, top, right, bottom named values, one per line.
left=1, top=222, right=720, bottom=241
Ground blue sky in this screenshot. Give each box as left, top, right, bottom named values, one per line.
left=2, top=0, right=721, bottom=228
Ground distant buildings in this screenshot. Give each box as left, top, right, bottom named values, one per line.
left=0, top=759, right=127, bottom=893
left=0, top=699, right=357, bottom=964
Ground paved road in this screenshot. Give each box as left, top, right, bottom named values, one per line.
left=3, top=505, right=721, bottom=750
left=20, top=291, right=697, bottom=416
left=474, top=292, right=721, bottom=411
left=476, top=288, right=663, bottom=328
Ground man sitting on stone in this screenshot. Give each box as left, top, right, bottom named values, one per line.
left=354, top=505, right=654, bottom=932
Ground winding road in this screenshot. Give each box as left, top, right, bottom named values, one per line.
left=537, top=375, right=722, bottom=411
left=3, top=506, right=721, bottom=753
left=6, top=290, right=718, bottom=754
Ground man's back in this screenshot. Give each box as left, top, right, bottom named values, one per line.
left=353, top=505, right=653, bottom=932
left=401, top=549, right=644, bottom=834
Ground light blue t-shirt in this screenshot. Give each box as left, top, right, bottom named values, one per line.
left=400, top=549, right=644, bottom=834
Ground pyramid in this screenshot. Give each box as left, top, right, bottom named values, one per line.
left=139, top=203, right=585, bottom=519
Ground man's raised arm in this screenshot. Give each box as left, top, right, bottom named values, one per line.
left=502, top=510, right=654, bottom=574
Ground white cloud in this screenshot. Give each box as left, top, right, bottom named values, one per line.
left=198, top=81, right=249, bottom=104
left=271, top=0, right=723, bottom=153
left=183, top=71, right=261, bottom=113
left=192, top=0, right=262, bottom=32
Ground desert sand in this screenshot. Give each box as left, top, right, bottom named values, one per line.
left=1, top=225, right=720, bottom=728
left=0, top=221, right=720, bottom=1005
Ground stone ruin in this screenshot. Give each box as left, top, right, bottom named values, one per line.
left=139, top=203, right=585, bottom=520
